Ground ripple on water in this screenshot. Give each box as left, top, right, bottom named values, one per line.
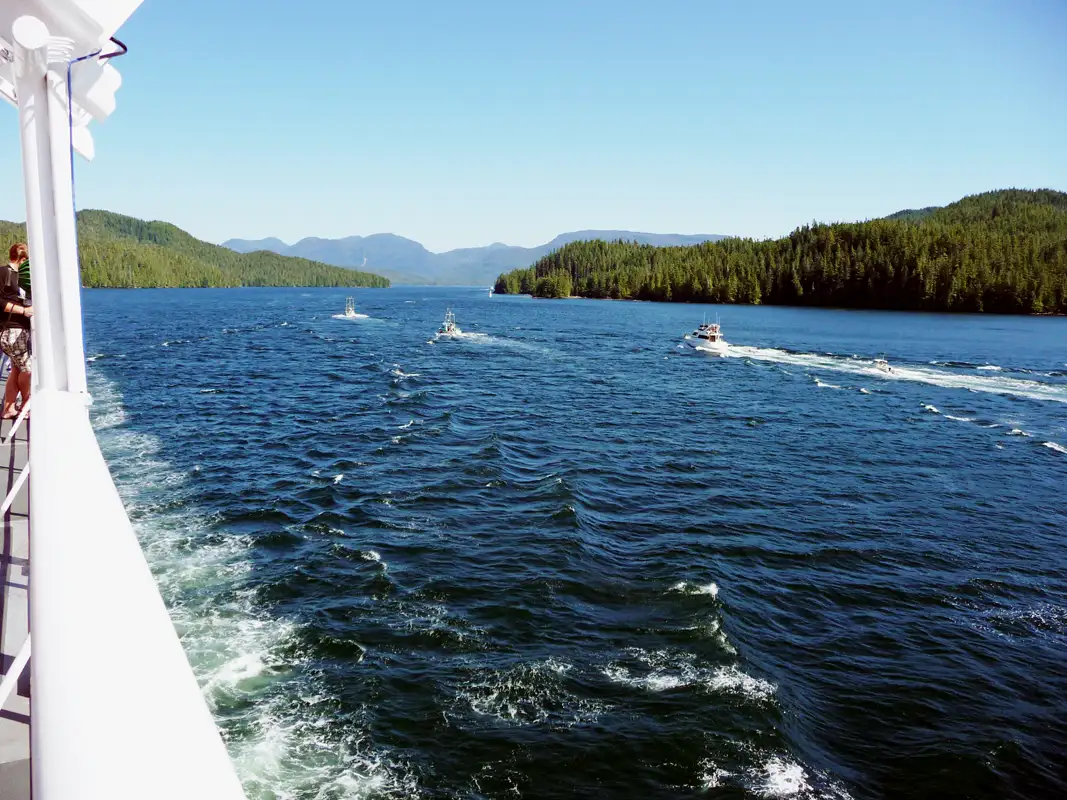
left=85, top=289, right=1067, bottom=800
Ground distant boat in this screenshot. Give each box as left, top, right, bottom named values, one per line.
left=874, top=357, right=893, bottom=374
left=488, top=286, right=494, bottom=297
left=437, top=308, right=461, bottom=338
left=334, top=296, right=367, bottom=320
left=683, top=317, right=728, bottom=355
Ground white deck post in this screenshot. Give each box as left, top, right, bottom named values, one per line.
left=12, top=15, right=59, bottom=391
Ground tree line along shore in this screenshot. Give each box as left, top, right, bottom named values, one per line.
left=0, top=210, right=389, bottom=289
left=494, top=190, right=1067, bottom=315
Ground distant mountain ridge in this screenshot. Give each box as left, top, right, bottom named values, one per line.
left=223, top=230, right=727, bottom=285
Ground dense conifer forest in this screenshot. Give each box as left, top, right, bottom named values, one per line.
left=0, top=210, right=389, bottom=288
left=494, top=190, right=1067, bottom=314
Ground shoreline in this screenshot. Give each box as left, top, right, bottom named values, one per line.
left=502, top=293, right=1067, bottom=318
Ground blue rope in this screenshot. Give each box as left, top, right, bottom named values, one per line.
left=66, top=50, right=101, bottom=222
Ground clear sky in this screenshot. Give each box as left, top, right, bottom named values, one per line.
left=2, top=0, right=1065, bottom=252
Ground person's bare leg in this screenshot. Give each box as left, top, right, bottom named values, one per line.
left=3, top=366, right=21, bottom=417
left=16, top=369, right=30, bottom=414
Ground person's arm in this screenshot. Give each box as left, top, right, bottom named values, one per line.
left=2, top=299, right=32, bottom=317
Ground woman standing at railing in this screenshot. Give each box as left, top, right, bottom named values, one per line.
left=0, top=243, right=33, bottom=419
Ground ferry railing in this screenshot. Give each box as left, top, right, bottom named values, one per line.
left=4, top=4, right=247, bottom=798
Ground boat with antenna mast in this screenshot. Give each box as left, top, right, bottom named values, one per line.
left=436, top=308, right=461, bottom=338
left=683, top=314, right=729, bottom=355
left=334, top=295, right=367, bottom=320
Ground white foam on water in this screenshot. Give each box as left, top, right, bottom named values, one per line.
left=333, top=474, right=344, bottom=484
left=331, top=312, right=369, bottom=320
left=669, top=580, right=719, bottom=597
left=696, top=750, right=853, bottom=798
left=977, top=365, right=1002, bottom=371
left=87, top=369, right=417, bottom=798
left=707, top=665, right=777, bottom=701
left=922, top=404, right=940, bottom=414
left=944, top=415, right=975, bottom=422
left=1043, top=441, right=1067, bottom=454
left=814, top=378, right=842, bottom=390
left=726, top=346, right=1067, bottom=404
left=1007, top=429, right=1031, bottom=437
left=456, top=658, right=606, bottom=728
left=698, top=759, right=733, bottom=790
left=858, top=388, right=870, bottom=394
left=361, top=549, right=382, bottom=562
left=758, top=757, right=811, bottom=797
left=398, top=419, right=415, bottom=429
left=602, top=648, right=775, bottom=702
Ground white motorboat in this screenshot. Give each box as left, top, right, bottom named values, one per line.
left=874, top=357, right=893, bottom=374
left=683, top=318, right=729, bottom=355
left=333, top=296, right=367, bottom=320
left=437, top=308, right=461, bottom=338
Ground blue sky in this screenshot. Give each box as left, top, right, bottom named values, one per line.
left=2, top=0, right=1065, bottom=251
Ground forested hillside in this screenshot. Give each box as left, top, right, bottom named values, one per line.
left=494, top=190, right=1067, bottom=314
left=0, top=210, right=389, bottom=288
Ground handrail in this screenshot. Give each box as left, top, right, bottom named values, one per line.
left=1, top=395, right=32, bottom=445
left=0, top=461, right=28, bottom=515
left=0, top=635, right=30, bottom=712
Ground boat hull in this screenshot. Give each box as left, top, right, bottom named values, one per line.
left=683, top=336, right=729, bottom=355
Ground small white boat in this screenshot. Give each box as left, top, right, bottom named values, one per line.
left=683, top=318, right=729, bottom=355
left=437, top=308, right=461, bottom=338
left=333, top=296, right=368, bottom=320
left=874, top=357, right=893, bottom=374
left=488, top=287, right=493, bottom=297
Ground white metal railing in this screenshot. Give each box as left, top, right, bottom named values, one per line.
left=0, top=394, right=31, bottom=446
left=4, top=3, right=248, bottom=799
left=0, top=636, right=30, bottom=712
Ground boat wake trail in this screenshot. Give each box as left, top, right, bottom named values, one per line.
left=88, top=369, right=418, bottom=799
left=727, top=346, right=1067, bottom=403
left=436, top=329, right=561, bottom=357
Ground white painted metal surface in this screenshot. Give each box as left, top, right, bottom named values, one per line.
left=1, top=0, right=140, bottom=159
left=3, top=3, right=248, bottom=798
left=31, top=390, right=247, bottom=799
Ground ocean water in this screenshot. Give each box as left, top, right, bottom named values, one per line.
left=83, top=287, right=1067, bottom=799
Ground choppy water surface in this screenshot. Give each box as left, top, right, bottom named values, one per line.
left=84, top=288, right=1067, bottom=799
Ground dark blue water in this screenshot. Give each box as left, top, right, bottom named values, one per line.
left=83, top=287, right=1067, bottom=799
